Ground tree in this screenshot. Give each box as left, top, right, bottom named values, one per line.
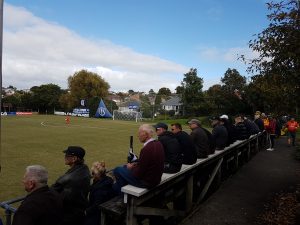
left=148, top=89, right=155, bottom=96
left=220, top=68, right=249, bottom=115
left=2, top=94, right=21, bottom=111
left=60, top=70, right=110, bottom=110
left=157, top=87, right=171, bottom=96
left=30, top=84, right=64, bottom=113
left=155, top=87, right=172, bottom=109
left=221, top=68, right=247, bottom=93
left=242, top=0, right=300, bottom=114
left=246, top=73, right=296, bottom=114
left=205, top=84, right=225, bottom=115
left=140, top=95, right=152, bottom=118
left=175, top=86, right=184, bottom=95
left=128, top=90, right=135, bottom=95
left=180, top=68, right=204, bottom=116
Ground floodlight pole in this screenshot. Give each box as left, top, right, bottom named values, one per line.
left=0, top=0, right=3, bottom=173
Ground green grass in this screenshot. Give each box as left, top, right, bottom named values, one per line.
left=0, top=115, right=194, bottom=203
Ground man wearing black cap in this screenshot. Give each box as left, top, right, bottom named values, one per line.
left=154, top=122, right=183, bottom=173
left=51, top=146, right=91, bottom=225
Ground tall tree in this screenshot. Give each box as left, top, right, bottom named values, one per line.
left=220, top=68, right=249, bottom=115
left=242, top=0, right=300, bottom=114
left=180, top=68, right=204, bottom=116
left=175, top=86, right=184, bottom=95
left=157, top=87, right=171, bottom=96
left=156, top=87, right=172, bottom=107
left=221, top=68, right=247, bottom=93
left=205, top=84, right=225, bottom=115
left=60, top=70, right=110, bottom=110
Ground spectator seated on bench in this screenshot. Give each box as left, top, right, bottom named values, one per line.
left=84, top=161, right=115, bottom=225
left=112, top=124, right=165, bottom=195
left=171, top=123, right=197, bottom=165
left=154, top=122, right=183, bottom=173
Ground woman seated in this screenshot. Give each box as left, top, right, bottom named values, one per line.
left=85, top=161, right=115, bottom=225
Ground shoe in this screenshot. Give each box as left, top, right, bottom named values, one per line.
left=266, top=148, right=274, bottom=151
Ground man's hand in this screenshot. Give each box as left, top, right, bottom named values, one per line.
left=126, top=162, right=137, bottom=170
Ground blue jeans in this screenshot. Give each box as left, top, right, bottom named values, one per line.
left=112, top=165, right=147, bottom=195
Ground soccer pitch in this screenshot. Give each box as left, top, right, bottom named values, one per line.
left=0, top=115, right=144, bottom=201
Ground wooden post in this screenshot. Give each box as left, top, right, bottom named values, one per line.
left=126, top=196, right=137, bottom=225
left=197, top=158, right=223, bottom=203
left=185, top=175, right=193, bottom=212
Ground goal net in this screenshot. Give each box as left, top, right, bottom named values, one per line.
left=112, top=110, right=143, bottom=122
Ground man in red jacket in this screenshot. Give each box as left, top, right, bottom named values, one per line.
left=265, top=115, right=277, bottom=151
left=112, top=124, right=165, bottom=195
left=286, top=117, right=299, bottom=146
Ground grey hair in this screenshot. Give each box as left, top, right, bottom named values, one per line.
left=139, top=124, right=155, bottom=137
left=25, top=165, right=48, bottom=185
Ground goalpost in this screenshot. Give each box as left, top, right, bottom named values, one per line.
left=112, top=110, right=143, bottom=122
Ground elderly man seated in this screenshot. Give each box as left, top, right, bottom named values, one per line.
left=112, top=124, right=165, bottom=194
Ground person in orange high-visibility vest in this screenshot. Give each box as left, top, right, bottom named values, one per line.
left=286, top=117, right=299, bottom=146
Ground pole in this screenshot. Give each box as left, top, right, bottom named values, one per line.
left=0, top=0, right=4, bottom=173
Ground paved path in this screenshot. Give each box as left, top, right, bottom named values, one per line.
left=180, top=137, right=300, bottom=225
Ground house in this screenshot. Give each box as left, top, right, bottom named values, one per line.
left=118, top=100, right=141, bottom=112
left=3, top=87, right=15, bottom=96
left=161, top=95, right=182, bottom=115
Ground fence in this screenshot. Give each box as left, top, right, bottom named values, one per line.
left=0, top=196, right=25, bottom=225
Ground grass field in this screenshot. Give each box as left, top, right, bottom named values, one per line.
left=0, top=115, right=194, bottom=204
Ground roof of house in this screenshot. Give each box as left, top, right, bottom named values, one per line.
left=161, top=95, right=182, bottom=106
left=118, top=100, right=141, bottom=107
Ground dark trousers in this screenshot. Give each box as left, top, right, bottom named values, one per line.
left=269, top=134, right=275, bottom=148
left=112, top=165, right=147, bottom=195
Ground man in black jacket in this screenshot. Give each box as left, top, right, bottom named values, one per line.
left=52, top=146, right=91, bottom=225
left=13, top=165, right=63, bottom=225
left=154, top=122, right=183, bottom=173
left=171, top=123, right=197, bottom=165
left=234, top=115, right=250, bottom=140
left=188, top=119, right=209, bottom=158
left=220, top=115, right=237, bottom=146
left=210, top=116, right=228, bottom=150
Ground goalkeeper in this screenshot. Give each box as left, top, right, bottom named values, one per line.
left=112, top=124, right=165, bottom=195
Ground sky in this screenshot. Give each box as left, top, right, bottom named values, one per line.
left=3, top=0, right=270, bottom=92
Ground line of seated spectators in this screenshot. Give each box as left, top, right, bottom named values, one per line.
left=11, top=114, right=265, bottom=225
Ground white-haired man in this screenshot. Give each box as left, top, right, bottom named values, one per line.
left=113, top=124, right=165, bottom=194
left=12, top=165, right=63, bottom=225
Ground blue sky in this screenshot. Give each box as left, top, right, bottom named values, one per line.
left=3, top=0, right=270, bottom=92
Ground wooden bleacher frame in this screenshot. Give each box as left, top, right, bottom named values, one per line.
left=100, top=132, right=264, bottom=225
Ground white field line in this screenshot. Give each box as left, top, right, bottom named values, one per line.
left=40, top=121, right=136, bottom=133
left=40, top=121, right=113, bottom=130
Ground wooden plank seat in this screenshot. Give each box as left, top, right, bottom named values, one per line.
left=99, top=195, right=126, bottom=217
left=99, top=195, right=126, bottom=225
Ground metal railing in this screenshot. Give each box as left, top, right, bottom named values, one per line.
left=0, top=196, right=25, bottom=225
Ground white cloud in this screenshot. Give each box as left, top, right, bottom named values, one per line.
left=198, top=46, right=259, bottom=63
left=3, top=4, right=188, bottom=92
